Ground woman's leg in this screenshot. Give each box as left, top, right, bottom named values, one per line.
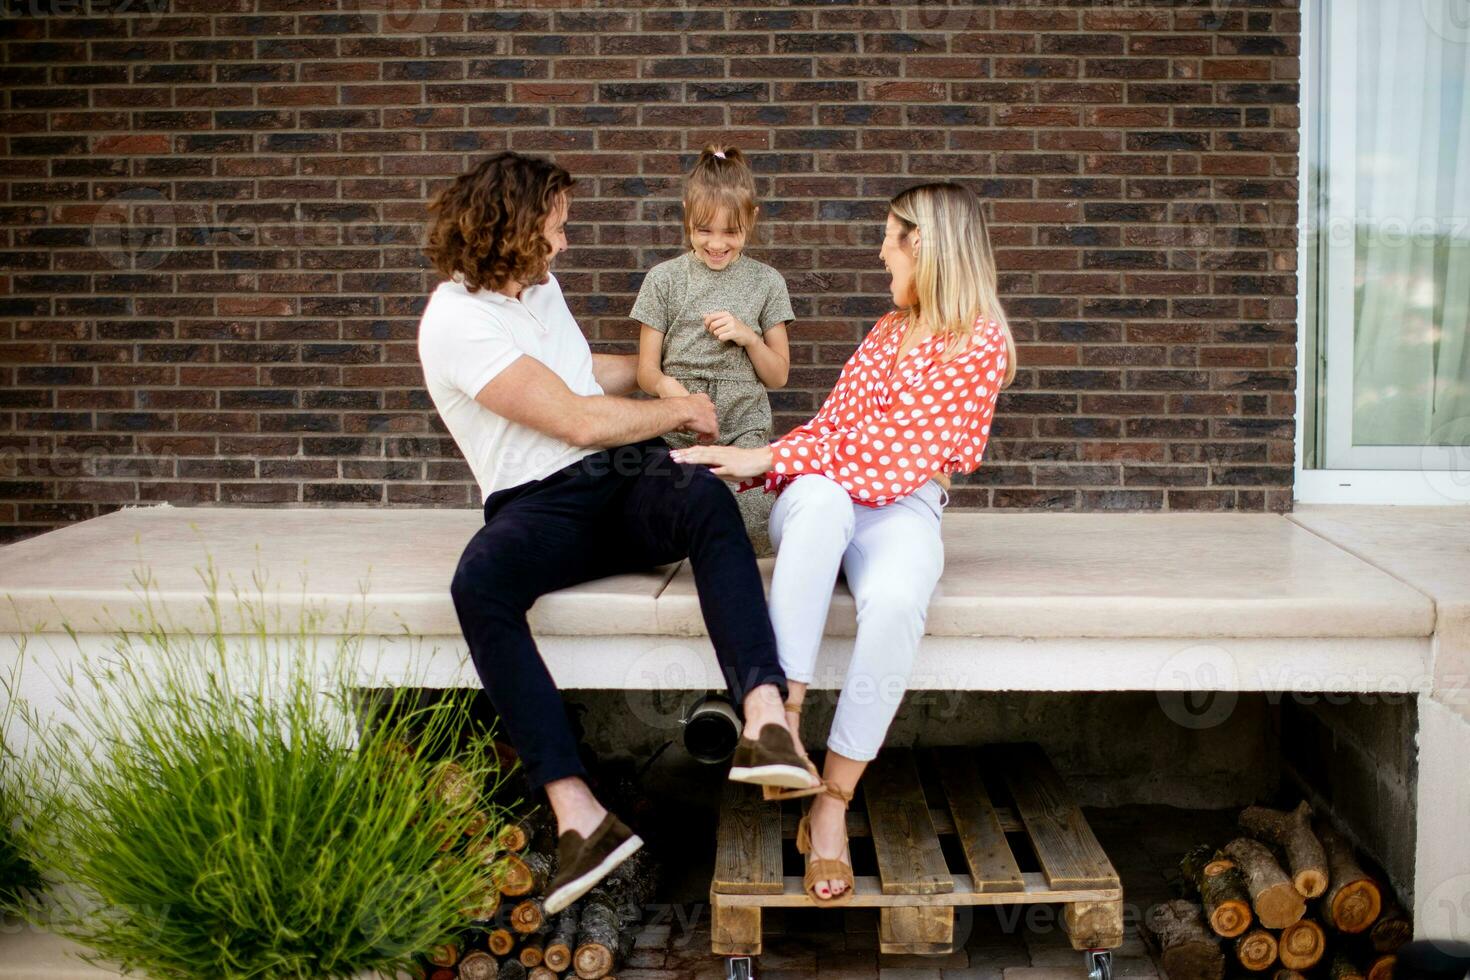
left=767, top=474, right=856, bottom=687
left=806, top=481, right=947, bottom=897
left=767, top=474, right=857, bottom=756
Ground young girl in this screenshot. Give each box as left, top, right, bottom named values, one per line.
left=631, top=145, right=793, bottom=556
left=671, top=182, right=1017, bottom=906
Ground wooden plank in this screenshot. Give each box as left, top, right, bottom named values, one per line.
left=779, top=805, right=1021, bottom=839
left=712, top=782, right=783, bottom=895
left=710, top=898, right=762, bottom=956
left=1065, top=899, right=1125, bottom=950
left=880, top=906, right=954, bottom=955
left=985, top=742, right=1119, bottom=891
left=715, top=872, right=1123, bottom=908
left=864, top=750, right=954, bottom=895
left=934, top=748, right=1025, bottom=894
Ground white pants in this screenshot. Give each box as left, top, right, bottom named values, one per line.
left=766, top=474, right=947, bottom=762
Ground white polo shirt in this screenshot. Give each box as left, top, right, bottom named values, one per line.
left=417, top=272, right=602, bottom=503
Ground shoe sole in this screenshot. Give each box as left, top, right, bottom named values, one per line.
left=728, top=763, right=816, bottom=789
left=543, top=833, right=644, bottom=916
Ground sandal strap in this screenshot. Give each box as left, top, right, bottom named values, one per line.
left=822, top=781, right=854, bottom=805
left=783, top=699, right=803, bottom=714
left=805, top=857, right=854, bottom=883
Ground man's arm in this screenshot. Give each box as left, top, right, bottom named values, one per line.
left=475, top=354, right=718, bottom=449
left=592, top=352, right=639, bottom=397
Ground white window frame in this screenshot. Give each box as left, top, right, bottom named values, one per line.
left=1293, top=0, right=1470, bottom=504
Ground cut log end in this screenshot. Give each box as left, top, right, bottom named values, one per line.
left=1331, top=878, right=1384, bottom=934
left=487, top=928, right=516, bottom=957
left=1209, top=898, right=1253, bottom=939
left=456, top=950, right=499, bottom=980
left=574, top=942, right=614, bottom=980
left=1367, top=954, right=1396, bottom=980
left=1278, top=919, right=1327, bottom=971
left=512, top=898, right=546, bottom=934
left=1145, top=900, right=1227, bottom=980
left=1236, top=928, right=1280, bottom=972
left=1294, top=868, right=1329, bottom=899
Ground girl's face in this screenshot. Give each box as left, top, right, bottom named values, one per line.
left=880, top=212, right=919, bottom=308
left=689, top=206, right=748, bottom=270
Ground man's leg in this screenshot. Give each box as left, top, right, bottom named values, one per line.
left=603, top=439, right=789, bottom=708
left=451, top=475, right=614, bottom=795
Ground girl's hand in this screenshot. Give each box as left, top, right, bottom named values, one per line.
left=669, top=444, right=773, bottom=480
left=703, top=311, right=759, bottom=348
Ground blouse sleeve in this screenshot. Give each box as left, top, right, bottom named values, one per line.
left=733, top=316, right=895, bottom=494
left=757, top=330, right=1007, bottom=506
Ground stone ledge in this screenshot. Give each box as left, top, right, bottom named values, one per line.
left=0, top=506, right=1435, bottom=642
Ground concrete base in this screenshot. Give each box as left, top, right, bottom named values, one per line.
left=2, top=504, right=1466, bottom=947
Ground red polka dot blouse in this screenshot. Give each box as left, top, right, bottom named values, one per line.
left=740, top=310, right=1008, bottom=507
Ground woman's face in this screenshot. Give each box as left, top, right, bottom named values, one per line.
left=880, top=212, right=918, bottom=307
left=689, top=206, right=747, bottom=270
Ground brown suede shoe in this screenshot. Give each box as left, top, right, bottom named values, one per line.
left=728, top=722, right=820, bottom=790
left=543, top=811, right=643, bottom=915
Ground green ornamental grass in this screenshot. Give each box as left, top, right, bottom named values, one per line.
left=1, top=664, right=43, bottom=914
left=16, top=567, right=514, bottom=979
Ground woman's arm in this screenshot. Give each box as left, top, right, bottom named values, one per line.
left=765, top=338, right=1006, bottom=505
left=636, top=324, right=690, bottom=398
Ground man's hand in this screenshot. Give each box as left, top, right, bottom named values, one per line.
left=669, top=444, right=773, bottom=480
left=704, top=311, right=759, bottom=348
left=678, top=393, right=719, bottom=443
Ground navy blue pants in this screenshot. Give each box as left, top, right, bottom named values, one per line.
left=450, top=437, right=788, bottom=790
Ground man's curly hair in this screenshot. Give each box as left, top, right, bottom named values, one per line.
left=424, top=152, right=574, bottom=294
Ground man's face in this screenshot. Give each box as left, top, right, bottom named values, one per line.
left=540, top=193, right=569, bottom=278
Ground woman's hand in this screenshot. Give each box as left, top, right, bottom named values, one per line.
left=703, top=310, right=759, bottom=348
left=669, top=444, right=773, bottom=480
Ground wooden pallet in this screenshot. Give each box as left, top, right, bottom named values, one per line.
left=710, top=743, right=1125, bottom=957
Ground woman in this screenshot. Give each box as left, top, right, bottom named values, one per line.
left=671, top=182, right=1017, bottom=905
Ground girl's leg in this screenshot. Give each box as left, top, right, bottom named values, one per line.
left=806, top=481, right=947, bottom=897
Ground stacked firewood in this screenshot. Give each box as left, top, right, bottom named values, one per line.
left=1143, top=802, right=1412, bottom=980
left=415, top=812, right=658, bottom=980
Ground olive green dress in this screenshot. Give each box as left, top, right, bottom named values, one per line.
left=630, top=251, right=796, bottom=556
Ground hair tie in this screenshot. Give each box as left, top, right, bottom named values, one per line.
left=713, top=149, right=726, bottom=159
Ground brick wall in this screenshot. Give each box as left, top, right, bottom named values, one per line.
left=0, top=1, right=1302, bottom=544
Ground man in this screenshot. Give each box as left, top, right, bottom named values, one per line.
left=416, top=152, right=819, bottom=914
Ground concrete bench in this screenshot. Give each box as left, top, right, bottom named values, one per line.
left=1, top=503, right=1467, bottom=947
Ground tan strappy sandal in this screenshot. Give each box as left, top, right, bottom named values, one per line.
left=796, top=781, right=856, bottom=907
left=761, top=699, right=823, bottom=802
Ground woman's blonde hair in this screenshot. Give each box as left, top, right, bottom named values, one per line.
left=889, top=182, right=1016, bottom=388
left=683, top=144, right=758, bottom=245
